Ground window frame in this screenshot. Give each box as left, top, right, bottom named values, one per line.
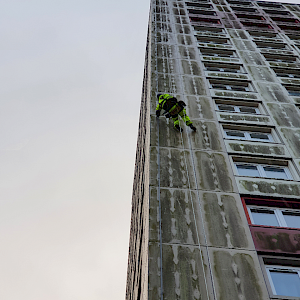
left=224, top=129, right=274, bottom=142
left=216, top=103, right=261, bottom=114
left=204, top=62, right=244, bottom=73
left=247, top=205, right=300, bottom=228
left=266, top=265, right=300, bottom=298
left=199, top=48, right=237, bottom=58
left=209, top=79, right=254, bottom=92
left=234, top=162, right=293, bottom=180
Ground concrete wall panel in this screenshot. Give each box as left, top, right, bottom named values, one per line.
left=224, top=140, right=290, bottom=158
left=149, top=187, right=202, bottom=245
left=256, top=82, right=291, bottom=103
left=193, top=151, right=237, bottom=192
left=267, top=103, right=300, bottom=127
left=216, top=112, right=272, bottom=125
left=201, top=192, right=254, bottom=249
left=210, top=248, right=270, bottom=300
left=186, top=96, right=214, bottom=120
left=150, top=146, right=196, bottom=189
left=237, top=177, right=300, bottom=198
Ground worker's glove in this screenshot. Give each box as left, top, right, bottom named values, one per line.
left=156, top=110, right=160, bottom=117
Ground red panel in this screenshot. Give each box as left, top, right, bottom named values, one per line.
left=250, top=226, right=300, bottom=254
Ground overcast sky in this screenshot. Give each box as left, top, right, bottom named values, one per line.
left=0, top=0, right=299, bottom=300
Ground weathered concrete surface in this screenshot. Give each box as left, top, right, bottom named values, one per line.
left=267, top=103, right=300, bottom=127
left=185, top=96, right=214, bottom=120
left=210, top=89, right=259, bottom=100
left=193, top=151, right=237, bottom=193
left=216, top=112, right=273, bottom=126
left=149, top=187, right=203, bottom=245
left=279, top=128, right=300, bottom=158
left=236, top=177, right=300, bottom=198
left=200, top=192, right=254, bottom=249
left=150, top=146, right=196, bottom=189
left=210, top=248, right=270, bottom=300
left=256, top=82, right=291, bottom=103
left=246, top=65, right=277, bottom=82
left=148, top=243, right=213, bottom=300
left=224, top=140, right=291, bottom=158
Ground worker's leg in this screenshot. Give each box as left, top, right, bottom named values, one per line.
left=172, top=115, right=183, bottom=132
left=179, top=109, right=197, bottom=131
left=172, top=115, right=179, bottom=127
left=179, top=109, right=192, bottom=126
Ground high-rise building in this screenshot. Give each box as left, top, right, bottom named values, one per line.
left=126, top=0, right=300, bottom=299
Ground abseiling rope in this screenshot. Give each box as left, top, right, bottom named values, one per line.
left=182, top=111, right=217, bottom=300
left=155, top=2, right=164, bottom=300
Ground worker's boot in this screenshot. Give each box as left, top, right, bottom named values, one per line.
left=189, top=124, right=197, bottom=132
left=175, top=125, right=183, bottom=132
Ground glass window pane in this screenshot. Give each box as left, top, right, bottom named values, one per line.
left=283, top=212, right=300, bottom=229
left=236, top=165, right=260, bottom=176
left=251, top=209, right=279, bottom=226
left=270, top=270, right=300, bottom=297
left=249, top=133, right=270, bottom=140
left=264, top=167, right=288, bottom=179
left=218, top=104, right=235, bottom=112
left=226, top=131, right=245, bottom=138
left=239, top=106, right=257, bottom=114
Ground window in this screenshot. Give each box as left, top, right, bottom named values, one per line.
left=235, top=13, right=266, bottom=21
left=257, top=2, right=283, bottom=9
left=255, top=41, right=288, bottom=50
left=248, top=30, right=278, bottom=39
left=232, top=7, right=258, bottom=13
left=224, top=129, right=274, bottom=142
left=196, top=36, right=230, bottom=44
left=278, top=24, right=300, bottom=32
left=190, top=16, right=221, bottom=24
left=240, top=21, right=273, bottom=30
left=227, top=0, right=253, bottom=6
left=272, top=67, right=300, bottom=79
left=235, top=163, right=292, bottom=179
left=188, top=9, right=216, bottom=15
left=263, top=53, right=298, bottom=63
left=217, top=103, right=260, bottom=114
left=199, top=48, right=237, bottom=58
left=271, top=16, right=300, bottom=24
left=204, top=62, right=243, bottom=73
left=248, top=206, right=300, bottom=228
left=263, top=9, right=291, bottom=15
left=287, top=34, right=300, bottom=41
left=284, top=85, right=300, bottom=97
left=266, top=266, right=300, bottom=297
left=209, top=79, right=253, bottom=92
left=186, top=2, right=213, bottom=9
left=193, top=25, right=224, bottom=34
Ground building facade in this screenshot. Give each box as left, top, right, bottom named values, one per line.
left=126, top=0, right=300, bottom=299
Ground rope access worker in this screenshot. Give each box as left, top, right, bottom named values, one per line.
left=156, top=93, right=196, bottom=132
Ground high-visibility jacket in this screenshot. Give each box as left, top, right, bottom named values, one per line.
left=156, top=94, right=186, bottom=117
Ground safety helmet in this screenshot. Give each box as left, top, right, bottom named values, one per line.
left=157, top=93, right=162, bottom=99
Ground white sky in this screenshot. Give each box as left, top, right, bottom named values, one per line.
left=0, top=0, right=299, bottom=299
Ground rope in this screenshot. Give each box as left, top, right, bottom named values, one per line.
left=179, top=117, right=212, bottom=300
left=155, top=2, right=164, bottom=299
left=182, top=111, right=218, bottom=300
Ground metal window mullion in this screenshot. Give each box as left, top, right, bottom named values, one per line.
left=244, top=132, right=251, bottom=140
left=247, top=206, right=256, bottom=224
left=257, top=165, right=265, bottom=177
left=284, top=166, right=293, bottom=180
left=266, top=267, right=278, bottom=295
left=275, top=209, right=286, bottom=227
